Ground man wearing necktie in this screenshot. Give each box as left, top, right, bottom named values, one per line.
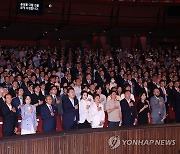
left=40, top=95, right=57, bottom=132
left=12, top=88, right=24, bottom=116
left=50, top=86, right=63, bottom=116
left=62, top=87, right=79, bottom=130
left=1, top=94, right=18, bottom=136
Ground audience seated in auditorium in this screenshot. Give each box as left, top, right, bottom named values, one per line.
left=0, top=45, right=179, bottom=136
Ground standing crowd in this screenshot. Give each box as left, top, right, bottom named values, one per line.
left=0, top=45, right=179, bottom=137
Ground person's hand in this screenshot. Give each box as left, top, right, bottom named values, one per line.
left=86, top=105, right=90, bottom=109
left=97, top=106, right=102, bottom=111
left=11, top=107, right=16, bottom=112
left=144, top=105, right=148, bottom=109
left=134, top=118, right=137, bottom=125
left=163, top=115, right=166, bottom=119
left=18, top=105, right=22, bottom=109
left=99, top=121, right=104, bottom=126
left=56, top=100, right=60, bottom=104
left=100, top=98, right=104, bottom=102
left=87, top=98, right=92, bottom=102
left=14, top=127, right=18, bottom=134
left=114, top=105, right=119, bottom=109
left=74, top=105, right=78, bottom=110
left=38, top=100, right=43, bottom=105
left=159, top=100, right=164, bottom=105
left=119, top=121, right=122, bottom=126
left=129, top=102, right=134, bottom=107
left=29, top=107, right=33, bottom=113
left=50, top=112, right=55, bottom=116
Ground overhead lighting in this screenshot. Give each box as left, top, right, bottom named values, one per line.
left=49, top=4, right=52, bottom=8
left=58, top=38, right=61, bottom=41
left=54, top=28, right=58, bottom=31
left=3, top=26, right=6, bottom=29
left=149, top=31, right=152, bottom=34
left=45, top=31, right=48, bottom=33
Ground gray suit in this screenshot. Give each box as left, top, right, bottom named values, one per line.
left=21, top=104, right=38, bottom=131
left=150, top=96, right=166, bottom=124
left=51, top=95, right=63, bottom=115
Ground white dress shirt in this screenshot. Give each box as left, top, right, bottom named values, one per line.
left=7, top=104, right=12, bottom=111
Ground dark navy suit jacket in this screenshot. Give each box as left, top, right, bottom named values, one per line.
left=40, top=104, right=56, bottom=132
left=1, top=104, right=18, bottom=136
left=120, top=99, right=136, bottom=126
left=12, top=97, right=22, bottom=116
left=62, top=95, right=79, bottom=130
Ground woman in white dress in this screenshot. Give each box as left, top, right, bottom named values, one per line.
left=89, top=94, right=105, bottom=128
left=21, top=95, right=38, bottom=135
left=78, top=91, right=91, bottom=129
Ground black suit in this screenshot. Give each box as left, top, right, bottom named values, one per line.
left=0, top=98, right=5, bottom=117
left=135, top=83, right=144, bottom=97
left=31, top=93, right=45, bottom=114
left=148, top=81, right=158, bottom=98
left=8, top=88, right=17, bottom=98
left=102, top=88, right=110, bottom=97
left=82, top=79, right=94, bottom=87
left=1, top=104, right=18, bottom=136
left=116, top=75, right=125, bottom=87
left=62, top=95, right=79, bottom=130
left=95, top=75, right=106, bottom=88
left=61, top=77, right=68, bottom=86
left=172, top=88, right=180, bottom=122
left=120, top=99, right=136, bottom=126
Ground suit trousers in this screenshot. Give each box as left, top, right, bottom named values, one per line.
left=152, top=117, right=164, bottom=124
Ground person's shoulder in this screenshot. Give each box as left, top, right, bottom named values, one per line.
left=120, top=98, right=126, bottom=102
left=41, top=104, right=47, bottom=109
left=12, top=97, right=18, bottom=101
left=31, top=105, right=36, bottom=109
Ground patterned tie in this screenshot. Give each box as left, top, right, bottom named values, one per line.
left=49, top=105, right=53, bottom=112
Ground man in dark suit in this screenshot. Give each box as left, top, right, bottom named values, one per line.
left=61, top=72, right=72, bottom=87
left=0, top=87, right=8, bottom=117
left=12, top=88, right=24, bottom=116
left=8, top=80, right=19, bottom=98
left=148, top=74, right=158, bottom=98
left=50, top=86, right=63, bottom=116
left=120, top=90, right=137, bottom=126
left=1, top=94, right=18, bottom=136
left=95, top=70, right=106, bottom=88
left=83, top=73, right=94, bottom=87
left=172, top=81, right=180, bottom=122
left=40, top=95, right=57, bottom=132
left=62, top=87, right=79, bottom=130
left=134, top=78, right=144, bottom=97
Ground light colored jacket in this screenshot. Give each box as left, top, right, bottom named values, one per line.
left=150, top=96, right=166, bottom=119
left=21, top=104, right=38, bottom=130
left=78, top=99, right=91, bottom=123
left=89, top=102, right=105, bottom=128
